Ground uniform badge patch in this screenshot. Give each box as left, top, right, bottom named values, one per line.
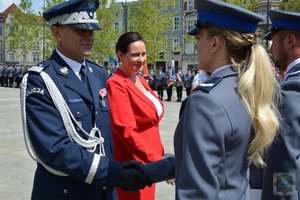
left=273, top=173, right=296, bottom=197
left=60, top=67, right=68, bottom=74
left=26, top=87, right=45, bottom=96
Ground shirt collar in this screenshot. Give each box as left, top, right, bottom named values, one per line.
left=286, top=58, right=300, bottom=74
left=211, top=65, right=232, bottom=76
left=56, top=49, right=86, bottom=78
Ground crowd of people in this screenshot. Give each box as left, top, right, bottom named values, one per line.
left=14, top=0, right=300, bottom=199
left=0, top=65, right=29, bottom=88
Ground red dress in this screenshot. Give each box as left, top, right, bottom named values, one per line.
left=107, top=68, right=164, bottom=200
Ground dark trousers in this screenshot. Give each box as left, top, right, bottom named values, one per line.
left=166, top=84, right=173, bottom=101
left=157, top=85, right=164, bottom=100
left=176, top=86, right=183, bottom=101
left=149, top=84, right=156, bottom=91
left=186, top=87, right=191, bottom=96
left=8, top=77, right=14, bottom=87
left=16, top=77, right=22, bottom=88
left=0, top=77, right=3, bottom=86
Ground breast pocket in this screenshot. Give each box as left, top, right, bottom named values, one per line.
left=68, top=100, right=89, bottom=119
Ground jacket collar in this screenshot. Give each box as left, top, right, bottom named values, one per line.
left=115, top=68, right=164, bottom=121
left=49, top=50, right=93, bottom=103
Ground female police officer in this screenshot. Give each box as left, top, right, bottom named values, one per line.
left=174, top=0, right=281, bottom=199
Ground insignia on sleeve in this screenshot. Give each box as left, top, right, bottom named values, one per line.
left=26, top=87, right=45, bottom=96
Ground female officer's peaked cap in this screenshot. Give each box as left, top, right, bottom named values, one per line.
left=43, top=0, right=102, bottom=30
left=188, top=0, right=263, bottom=35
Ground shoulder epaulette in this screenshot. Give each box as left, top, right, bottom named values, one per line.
left=194, top=77, right=223, bottom=93
left=86, top=59, right=103, bottom=68
left=287, top=70, right=300, bottom=79
left=28, top=61, right=50, bottom=73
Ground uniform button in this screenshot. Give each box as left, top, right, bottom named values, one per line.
left=77, top=112, right=80, bottom=115
left=95, top=111, right=98, bottom=115
left=63, top=189, right=68, bottom=194
left=102, top=186, right=107, bottom=190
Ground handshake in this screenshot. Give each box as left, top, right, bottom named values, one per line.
left=117, top=157, right=175, bottom=191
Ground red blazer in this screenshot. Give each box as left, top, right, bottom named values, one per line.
left=107, top=68, right=164, bottom=164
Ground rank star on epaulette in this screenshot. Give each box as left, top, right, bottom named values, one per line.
left=60, top=67, right=68, bottom=74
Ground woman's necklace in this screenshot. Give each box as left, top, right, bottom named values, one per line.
left=136, top=77, right=147, bottom=94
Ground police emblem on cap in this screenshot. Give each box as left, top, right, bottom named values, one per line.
left=43, top=0, right=102, bottom=30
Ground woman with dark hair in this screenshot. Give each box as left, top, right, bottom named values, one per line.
left=107, top=32, right=165, bottom=200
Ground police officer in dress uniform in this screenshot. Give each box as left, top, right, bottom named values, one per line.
left=259, top=10, right=300, bottom=200
left=184, top=67, right=194, bottom=96
left=155, top=66, right=164, bottom=100
left=173, top=0, right=280, bottom=199
left=20, top=1, right=150, bottom=199
left=147, top=67, right=156, bottom=91
left=175, top=67, right=184, bottom=102
left=0, top=65, right=3, bottom=86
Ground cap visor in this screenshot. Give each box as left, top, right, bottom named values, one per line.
left=69, top=23, right=102, bottom=30
left=263, top=31, right=272, bottom=40
left=187, top=26, right=200, bottom=35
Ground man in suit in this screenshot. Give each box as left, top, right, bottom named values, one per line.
left=20, top=1, right=149, bottom=199
left=260, top=10, right=300, bottom=200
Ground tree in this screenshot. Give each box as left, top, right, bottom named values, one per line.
left=19, top=0, right=33, bottom=13
left=92, top=0, right=120, bottom=65
left=224, top=0, right=259, bottom=11
left=128, top=0, right=177, bottom=66
left=281, top=0, right=300, bottom=12
left=5, top=0, right=42, bottom=63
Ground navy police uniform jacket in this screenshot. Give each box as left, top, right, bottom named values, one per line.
left=261, top=63, right=300, bottom=200
left=174, top=66, right=252, bottom=200
left=25, top=50, right=122, bottom=200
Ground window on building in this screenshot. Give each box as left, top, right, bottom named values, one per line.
left=33, top=42, right=40, bottom=50
left=8, top=52, right=16, bottom=61
left=188, top=0, right=194, bottom=11
left=114, top=22, right=119, bottom=30
left=174, top=17, right=180, bottom=30
left=188, top=20, right=195, bottom=31
left=32, top=53, right=40, bottom=63
left=186, top=42, right=195, bottom=54
left=173, top=38, right=180, bottom=51
left=184, top=2, right=187, bottom=11
left=23, top=53, right=27, bottom=62
left=0, top=27, right=2, bottom=36
left=0, top=53, right=3, bottom=62
left=0, top=40, right=2, bottom=49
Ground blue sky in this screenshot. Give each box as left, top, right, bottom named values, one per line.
left=0, top=0, right=44, bottom=13
left=0, top=0, right=136, bottom=13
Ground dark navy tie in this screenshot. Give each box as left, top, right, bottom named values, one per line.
left=80, top=65, right=88, bottom=89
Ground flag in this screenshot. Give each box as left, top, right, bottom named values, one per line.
left=142, top=61, right=148, bottom=77
left=168, top=60, right=176, bottom=88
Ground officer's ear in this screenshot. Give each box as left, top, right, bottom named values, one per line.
left=285, top=32, right=298, bottom=49
left=51, top=26, right=63, bottom=42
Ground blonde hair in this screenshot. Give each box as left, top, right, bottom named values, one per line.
left=208, top=28, right=281, bottom=166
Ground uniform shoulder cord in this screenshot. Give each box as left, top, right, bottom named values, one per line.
left=20, top=68, right=106, bottom=177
